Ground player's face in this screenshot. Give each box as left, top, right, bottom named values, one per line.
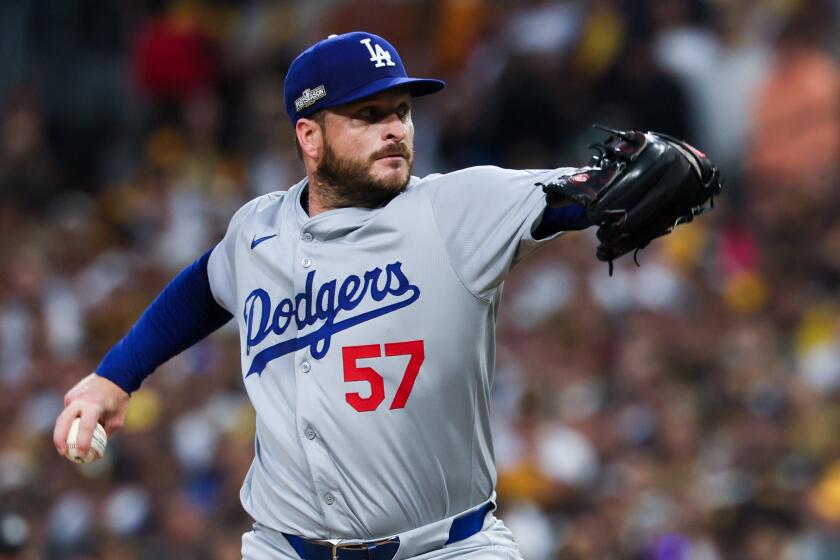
left=315, top=89, right=414, bottom=208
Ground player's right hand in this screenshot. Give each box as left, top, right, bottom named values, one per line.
left=53, top=373, right=129, bottom=459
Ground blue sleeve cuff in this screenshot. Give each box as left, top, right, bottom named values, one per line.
left=533, top=204, right=591, bottom=239
left=96, top=249, right=234, bottom=393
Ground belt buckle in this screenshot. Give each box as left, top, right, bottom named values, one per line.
left=331, top=537, right=395, bottom=559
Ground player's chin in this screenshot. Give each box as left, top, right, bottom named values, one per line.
left=372, top=160, right=410, bottom=189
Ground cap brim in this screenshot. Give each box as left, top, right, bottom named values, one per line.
left=326, top=76, right=445, bottom=110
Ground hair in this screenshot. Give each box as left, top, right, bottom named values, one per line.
left=294, top=110, right=326, bottom=161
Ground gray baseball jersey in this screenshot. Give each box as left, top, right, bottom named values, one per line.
left=207, top=165, right=573, bottom=540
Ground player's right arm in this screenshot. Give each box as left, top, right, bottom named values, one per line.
left=53, top=194, right=267, bottom=460
left=53, top=249, right=234, bottom=458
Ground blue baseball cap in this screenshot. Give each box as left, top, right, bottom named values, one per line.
left=284, top=31, right=445, bottom=124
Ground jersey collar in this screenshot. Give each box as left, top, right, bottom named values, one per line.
left=288, top=176, right=421, bottom=240
left=289, top=178, right=378, bottom=241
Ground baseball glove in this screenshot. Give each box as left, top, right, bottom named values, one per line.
left=540, top=125, right=722, bottom=274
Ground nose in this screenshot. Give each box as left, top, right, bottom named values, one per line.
left=381, top=112, right=407, bottom=142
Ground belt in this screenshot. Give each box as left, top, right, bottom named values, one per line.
left=283, top=501, right=494, bottom=560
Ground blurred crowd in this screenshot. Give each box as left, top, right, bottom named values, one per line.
left=1, top=0, right=839, bottom=558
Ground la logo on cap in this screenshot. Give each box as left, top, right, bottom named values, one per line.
left=360, top=38, right=395, bottom=68
left=283, top=31, right=445, bottom=124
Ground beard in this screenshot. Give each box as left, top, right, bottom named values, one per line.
left=314, top=140, right=413, bottom=209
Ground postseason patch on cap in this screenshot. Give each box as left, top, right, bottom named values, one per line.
left=295, top=85, right=326, bottom=112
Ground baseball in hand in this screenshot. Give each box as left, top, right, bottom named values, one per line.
left=65, top=418, right=107, bottom=464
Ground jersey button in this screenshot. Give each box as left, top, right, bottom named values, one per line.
left=302, top=232, right=314, bottom=242
left=301, top=361, right=311, bottom=373
left=302, top=257, right=312, bottom=268
left=304, top=428, right=316, bottom=440
left=324, top=493, right=335, bottom=506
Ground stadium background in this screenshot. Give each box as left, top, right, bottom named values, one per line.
left=1, top=0, right=839, bottom=558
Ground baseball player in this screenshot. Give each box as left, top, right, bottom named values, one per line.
left=53, top=31, right=719, bottom=559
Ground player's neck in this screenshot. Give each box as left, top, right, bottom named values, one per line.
left=303, top=181, right=333, bottom=217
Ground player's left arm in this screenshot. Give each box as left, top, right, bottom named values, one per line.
left=541, top=128, right=722, bottom=269
left=532, top=204, right=592, bottom=239
left=425, top=166, right=591, bottom=300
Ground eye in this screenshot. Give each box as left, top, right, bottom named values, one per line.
left=357, top=107, right=378, bottom=121
left=396, top=104, right=410, bottom=121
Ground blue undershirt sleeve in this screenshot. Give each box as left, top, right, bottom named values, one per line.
left=96, top=249, right=234, bottom=394
left=533, top=204, right=591, bottom=239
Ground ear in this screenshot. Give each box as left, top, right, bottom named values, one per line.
left=296, top=117, right=323, bottom=160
